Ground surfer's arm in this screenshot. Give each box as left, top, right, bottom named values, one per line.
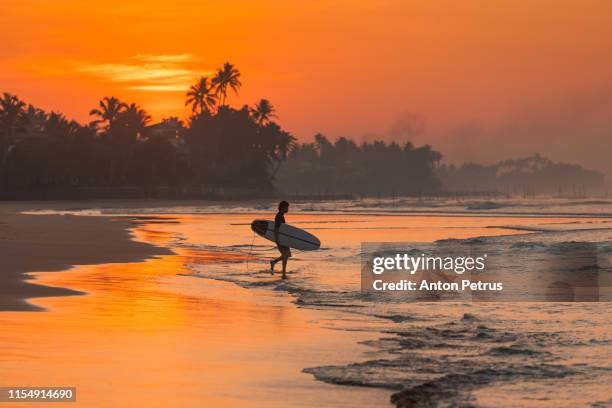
left=274, top=226, right=280, bottom=244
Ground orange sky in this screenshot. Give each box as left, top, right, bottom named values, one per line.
left=1, top=0, right=612, bottom=176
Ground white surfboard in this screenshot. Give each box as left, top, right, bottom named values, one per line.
left=251, top=219, right=321, bottom=251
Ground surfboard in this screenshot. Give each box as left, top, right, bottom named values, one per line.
left=250, top=220, right=321, bottom=251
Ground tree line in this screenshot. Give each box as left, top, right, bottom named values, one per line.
left=2, top=61, right=600, bottom=199
left=0, top=61, right=446, bottom=198
left=437, top=154, right=605, bottom=196
left=274, top=134, right=443, bottom=196
left=0, top=62, right=298, bottom=197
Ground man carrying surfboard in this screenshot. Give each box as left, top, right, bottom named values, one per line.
left=251, top=201, right=320, bottom=278
left=270, top=200, right=291, bottom=279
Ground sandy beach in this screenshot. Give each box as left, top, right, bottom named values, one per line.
left=0, top=201, right=394, bottom=407
left=0, top=203, right=172, bottom=311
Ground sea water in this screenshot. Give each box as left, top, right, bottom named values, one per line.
left=20, top=198, right=612, bottom=407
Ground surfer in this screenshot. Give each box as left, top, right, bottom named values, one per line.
left=270, top=200, right=291, bottom=279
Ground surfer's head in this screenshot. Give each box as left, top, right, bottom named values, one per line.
left=278, top=200, right=289, bottom=213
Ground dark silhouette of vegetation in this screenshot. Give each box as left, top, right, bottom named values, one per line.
left=0, top=61, right=604, bottom=199
left=250, top=99, right=276, bottom=125
left=437, top=154, right=605, bottom=196
left=185, top=77, right=217, bottom=114
left=89, top=96, right=126, bottom=131
left=211, top=62, right=241, bottom=107
left=0, top=62, right=295, bottom=198
left=274, top=134, right=443, bottom=196
left=0, top=93, right=27, bottom=170
left=186, top=106, right=294, bottom=190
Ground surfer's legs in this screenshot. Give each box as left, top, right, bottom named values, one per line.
left=281, top=257, right=288, bottom=279
left=270, top=256, right=283, bottom=274
left=273, top=245, right=291, bottom=279
left=279, top=246, right=291, bottom=279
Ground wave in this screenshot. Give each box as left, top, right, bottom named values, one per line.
left=27, top=204, right=609, bottom=406
left=20, top=196, right=612, bottom=218
left=304, top=314, right=578, bottom=407
left=173, top=226, right=611, bottom=406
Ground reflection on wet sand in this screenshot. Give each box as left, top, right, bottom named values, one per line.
left=1, top=212, right=610, bottom=407
left=0, top=217, right=391, bottom=407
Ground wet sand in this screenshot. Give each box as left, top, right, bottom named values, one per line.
left=0, top=203, right=171, bottom=311
left=1, top=201, right=610, bottom=407
left=0, top=208, right=392, bottom=407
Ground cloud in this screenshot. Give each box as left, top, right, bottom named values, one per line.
left=127, top=84, right=192, bottom=92
left=75, top=54, right=211, bottom=92
left=132, top=53, right=198, bottom=63
left=77, top=63, right=193, bottom=81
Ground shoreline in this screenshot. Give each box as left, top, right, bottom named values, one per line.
left=2, top=210, right=394, bottom=407
left=3, top=199, right=607, bottom=311
left=0, top=204, right=172, bottom=311
left=1, top=202, right=609, bottom=406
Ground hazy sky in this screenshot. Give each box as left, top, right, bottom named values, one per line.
left=1, top=0, right=611, bottom=176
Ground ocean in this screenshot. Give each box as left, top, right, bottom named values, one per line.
left=15, top=197, right=612, bottom=407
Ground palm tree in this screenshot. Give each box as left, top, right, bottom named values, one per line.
left=25, top=104, right=46, bottom=134
left=211, top=62, right=242, bottom=106
left=89, top=96, right=127, bottom=131
left=118, top=103, right=151, bottom=140
left=0, top=92, right=27, bottom=136
left=108, top=103, right=151, bottom=183
left=0, top=93, right=27, bottom=168
left=250, top=99, right=276, bottom=125
left=162, top=116, right=184, bottom=127
left=44, top=112, right=79, bottom=139
left=185, top=77, right=217, bottom=114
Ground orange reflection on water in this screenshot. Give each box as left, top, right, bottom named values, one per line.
left=0, top=216, right=390, bottom=407
left=0, top=213, right=608, bottom=407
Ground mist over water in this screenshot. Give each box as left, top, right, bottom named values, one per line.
left=381, top=85, right=612, bottom=182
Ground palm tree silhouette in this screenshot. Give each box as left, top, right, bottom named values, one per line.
left=250, top=99, right=276, bottom=125
left=109, top=103, right=151, bottom=183
left=25, top=104, right=46, bottom=134
left=185, top=77, right=217, bottom=114
left=89, top=96, right=127, bottom=131
left=162, top=116, right=184, bottom=126
left=0, top=93, right=27, bottom=168
left=44, top=112, right=79, bottom=140
left=118, top=103, right=151, bottom=141
left=212, top=62, right=242, bottom=106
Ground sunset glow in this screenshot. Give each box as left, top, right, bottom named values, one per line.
left=2, top=0, right=612, bottom=174
left=1, top=3, right=611, bottom=405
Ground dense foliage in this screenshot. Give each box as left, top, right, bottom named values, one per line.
left=185, top=106, right=294, bottom=190
left=0, top=60, right=446, bottom=198
left=437, top=154, right=605, bottom=196
left=0, top=63, right=297, bottom=196
left=275, top=134, right=443, bottom=196
left=0, top=61, right=602, bottom=198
